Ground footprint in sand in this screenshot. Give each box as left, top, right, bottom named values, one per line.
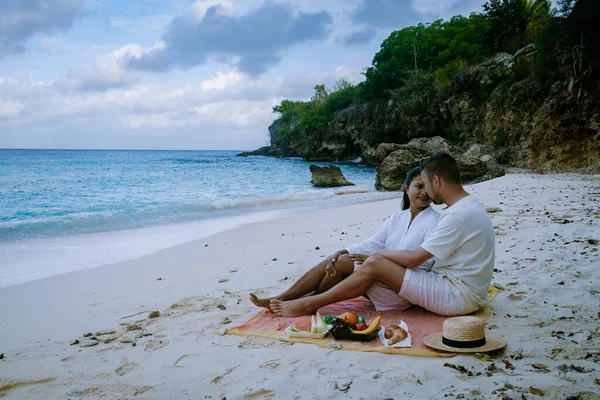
left=258, top=359, right=280, bottom=369
left=144, top=339, right=169, bottom=351
left=115, top=357, right=139, bottom=376
left=243, top=388, right=275, bottom=399
left=0, top=378, right=56, bottom=397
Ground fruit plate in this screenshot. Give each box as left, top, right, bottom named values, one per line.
left=329, top=327, right=381, bottom=342
left=285, top=325, right=329, bottom=339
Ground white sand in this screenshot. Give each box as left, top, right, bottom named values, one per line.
left=1, top=171, right=599, bottom=399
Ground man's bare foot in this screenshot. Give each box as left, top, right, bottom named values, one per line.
left=270, top=298, right=316, bottom=317
left=249, top=293, right=273, bottom=311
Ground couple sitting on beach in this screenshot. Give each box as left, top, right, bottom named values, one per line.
left=250, top=153, right=495, bottom=317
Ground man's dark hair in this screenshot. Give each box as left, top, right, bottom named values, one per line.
left=420, top=153, right=461, bottom=184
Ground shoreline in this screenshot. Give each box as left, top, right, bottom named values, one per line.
left=0, top=189, right=398, bottom=289
left=1, top=171, right=599, bottom=398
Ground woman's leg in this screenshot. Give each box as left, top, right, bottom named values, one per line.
left=270, top=255, right=407, bottom=317
left=250, top=254, right=355, bottom=310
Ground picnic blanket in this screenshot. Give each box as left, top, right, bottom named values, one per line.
left=225, top=285, right=502, bottom=357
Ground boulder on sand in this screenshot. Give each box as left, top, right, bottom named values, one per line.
left=375, top=136, right=501, bottom=191
left=455, top=156, right=488, bottom=182
left=309, top=165, right=354, bottom=187
left=375, top=148, right=421, bottom=191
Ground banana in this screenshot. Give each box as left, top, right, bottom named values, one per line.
left=350, top=315, right=381, bottom=334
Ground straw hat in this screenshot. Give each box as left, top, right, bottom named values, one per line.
left=423, top=316, right=506, bottom=353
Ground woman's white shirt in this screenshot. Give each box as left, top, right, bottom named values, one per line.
left=345, top=206, right=440, bottom=270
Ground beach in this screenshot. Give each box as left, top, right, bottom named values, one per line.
left=1, top=171, right=599, bottom=399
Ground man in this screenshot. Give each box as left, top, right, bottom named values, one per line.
left=271, top=153, right=495, bottom=317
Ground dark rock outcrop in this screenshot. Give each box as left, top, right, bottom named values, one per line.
left=375, top=137, right=502, bottom=190
left=375, top=148, right=421, bottom=191
left=376, top=137, right=459, bottom=190
left=463, top=144, right=504, bottom=163
left=481, top=155, right=505, bottom=178
left=455, top=157, right=488, bottom=182
left=374, top=143, right=403, bottom=163
left=236, top=146, right=278, bottom=157
left=309, top=165, right=354, bottom=187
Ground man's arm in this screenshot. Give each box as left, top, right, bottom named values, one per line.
left=371, top=247, right=434, bottom=269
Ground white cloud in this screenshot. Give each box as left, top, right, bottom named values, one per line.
left=0, top=99, right=24, bottom=118
left=200, top=70, right=243, bottom=91
left=0, top=62, right=361, bottom=149
left=54, top=42, right=166, bottom=91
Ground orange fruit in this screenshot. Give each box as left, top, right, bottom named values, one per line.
left=338, top=312, right=358, bottom=326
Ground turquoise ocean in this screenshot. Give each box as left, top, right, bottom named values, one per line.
left=0, top=149, right=398, bottom=287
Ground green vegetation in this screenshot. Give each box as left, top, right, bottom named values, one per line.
left=268, top=0, right=599, bottom=158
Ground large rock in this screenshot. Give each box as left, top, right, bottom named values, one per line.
left=463, top=144, right=504, bottom=163
left=405, top=136, right=455, bottom=156
left=375, top=148, right=423, bottom=191
left=375, top=136, right=455, bottom=191
left=309, top=165, right=354, bottom=187
left=374, top=143, right=403, bottom=163
left=375, top=137, right=497, bottom=191
left=463, top=143, right=504, bottom=163
left=455, top=156, right=488, bottom=182
left=481, top=155, right=506, bottom=178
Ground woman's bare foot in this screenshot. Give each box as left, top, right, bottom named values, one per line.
left=249, top=293, right=274, bottom=311
left=270, top=298, right=316, bottom=317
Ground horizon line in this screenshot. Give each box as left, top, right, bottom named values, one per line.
left=0, top=147, right=253, bottom=152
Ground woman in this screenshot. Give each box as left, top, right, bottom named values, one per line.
left=249, top=166, right=439, bottom=312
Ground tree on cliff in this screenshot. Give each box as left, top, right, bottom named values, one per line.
left=311, top=85, right=329, bottom=105
left=483, top=0, right=552, bottom=52
left=358, top=14, right=491, bottom=99
left=534, top=0, right=600, bottom=96
left=272, top=100, right=302, bottom=115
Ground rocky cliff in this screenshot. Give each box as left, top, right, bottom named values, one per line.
left=244, top=50, right=599, bottom=174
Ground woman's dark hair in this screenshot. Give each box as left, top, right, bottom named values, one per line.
left=401, top=166, right=421, bottom=210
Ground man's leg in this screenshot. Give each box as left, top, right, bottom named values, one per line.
left=250, top=254, right=355, bottom=310
left=270, top=255, right=406, bottom=317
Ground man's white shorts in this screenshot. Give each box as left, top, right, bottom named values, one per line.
left=362, top=268, right=481, bottom=316
left=399, top=268, right=481, bottom=316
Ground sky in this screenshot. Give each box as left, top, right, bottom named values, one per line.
left=0, top=0, right=487, bottom=150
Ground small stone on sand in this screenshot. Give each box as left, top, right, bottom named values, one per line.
left=95, top=330, right=116, bottom=336
left=66, top=387, right=86, bottom=396
left=127, top=324, right=142, bottom=331
left=79, top=339, right=99, bottom=347
left=102, top=336, right=117, bottom=344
